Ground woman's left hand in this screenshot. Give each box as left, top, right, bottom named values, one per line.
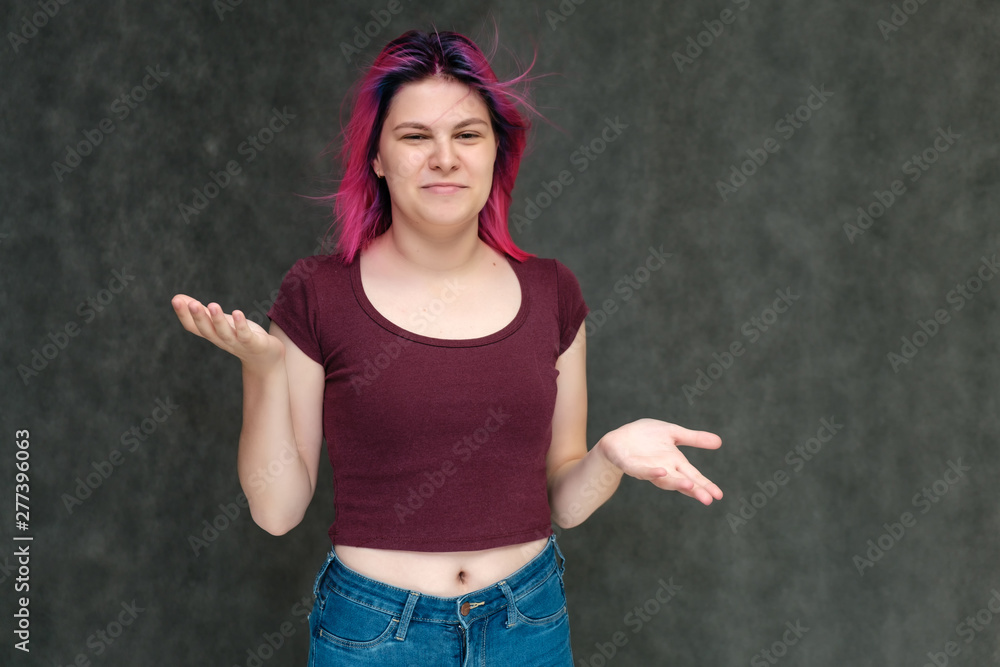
left=599, top=418, right=724, bottom=505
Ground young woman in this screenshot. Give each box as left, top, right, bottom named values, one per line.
left=171, top=27, right=723, bottom=666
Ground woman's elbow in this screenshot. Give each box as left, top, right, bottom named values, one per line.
left=250, top=506, right=305, bottom=536
left=551, top=503, right=588, bottom=531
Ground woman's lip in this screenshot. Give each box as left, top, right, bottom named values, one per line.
left=423, top=185, right=465, bottom=194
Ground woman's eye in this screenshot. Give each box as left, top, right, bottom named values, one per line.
left=402, top=134, right=480, bottom=140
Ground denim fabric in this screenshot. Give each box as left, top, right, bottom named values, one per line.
left=306, top=534, right=573, bottom=666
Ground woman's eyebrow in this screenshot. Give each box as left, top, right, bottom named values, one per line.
left=392, top=118, right=488, bottom=131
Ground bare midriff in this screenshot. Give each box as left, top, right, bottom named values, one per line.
left=333, top=537, right=550, bottom=597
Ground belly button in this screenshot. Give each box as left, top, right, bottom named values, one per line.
left=457, top=570, right=466, bottom=583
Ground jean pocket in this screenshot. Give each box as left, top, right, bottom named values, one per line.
left=314, top=588, right=398, bottom=649
left=510, top=567, right=568, bottom=626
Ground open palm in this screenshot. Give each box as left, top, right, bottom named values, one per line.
left=600, top=418, right=724, bottom=505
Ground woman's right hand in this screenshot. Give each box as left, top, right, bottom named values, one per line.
left=171, top=294, right=284, bottom=370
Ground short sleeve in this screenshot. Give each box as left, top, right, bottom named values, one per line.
left=266, top=258, right=323, bottom=365
left=554, top=258, right=590, bottom=355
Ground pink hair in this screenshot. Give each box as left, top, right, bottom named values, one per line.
left=307, top=25, right=556, bottom=264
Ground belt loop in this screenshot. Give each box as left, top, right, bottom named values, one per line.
left=394, top=591, right=420, bottom=641
left=498, top=580, right=518, bottom=629
left=312, top=548, right=336, bottom=598
left=551, top=534, right=566, bottom=576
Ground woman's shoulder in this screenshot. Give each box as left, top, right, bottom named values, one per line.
left=516, top=253, right=582, bottom=282
left=274, top=253, right=353, bottom=296
left=285, top=252, right=351, bottom=274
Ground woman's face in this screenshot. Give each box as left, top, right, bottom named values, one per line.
left=372, top=76, right=498, bottom=234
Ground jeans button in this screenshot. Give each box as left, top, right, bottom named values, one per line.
left=460, top=602, right=471, bottom=616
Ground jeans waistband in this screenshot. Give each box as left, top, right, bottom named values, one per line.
left=311, top=534, right=566, bottom=639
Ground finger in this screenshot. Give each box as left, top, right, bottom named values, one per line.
left=170, top=294, right=189, bottom=315
left=171, top=295, right=201, bottom=333
left=171, top=294, right=192, bottom=311
left=683, top=486, right=717, bottom=506
left=664, top=477, right=719, bottom=505
left=675, top=461, right=715, bottom=488
left=209, top=302, right=238, bottom=346
left=188, top=300, right=226, bottom=344
left=647, top=471, right=694, bottom=493
left=673, top=462, right=724, bottom=501
left=176, top=297, right=212, bottom=338
left=233, top=309, right=251, bottom=343
left=620, top=462, right=670, bottom=483
left=688, top=479, right=723, bottom=503
left=668, top=424, right=722, bottom=450
left=647, top=463, right=721, bottom=501
left=234, top=309, right=260, bottom=348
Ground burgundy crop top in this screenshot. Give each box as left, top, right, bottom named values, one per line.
left=266, top=250, right=590, bottom=551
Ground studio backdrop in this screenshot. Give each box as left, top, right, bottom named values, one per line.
left=2, top=1, right=998, bottom=665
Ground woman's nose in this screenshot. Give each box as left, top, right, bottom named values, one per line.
left=428, top=139, right=458, bottom=170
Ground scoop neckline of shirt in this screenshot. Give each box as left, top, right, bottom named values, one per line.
left=350, top=251, right=530, bottom=348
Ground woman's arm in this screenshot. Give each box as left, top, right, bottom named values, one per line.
left=546, top=325, right=723, bottom=529
left=172, top=295, right=324, bottom=536
left=548, top=440, right=625, bottom=530
left=237, top=321, right=325, bottom=535
left=545, top=324, right=623, bottom=529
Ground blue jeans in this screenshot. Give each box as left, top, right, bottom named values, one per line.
left=307, top=534, right=574, bottom=666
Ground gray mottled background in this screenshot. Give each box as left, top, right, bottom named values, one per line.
left=2, top=0, right=999, bottom=665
